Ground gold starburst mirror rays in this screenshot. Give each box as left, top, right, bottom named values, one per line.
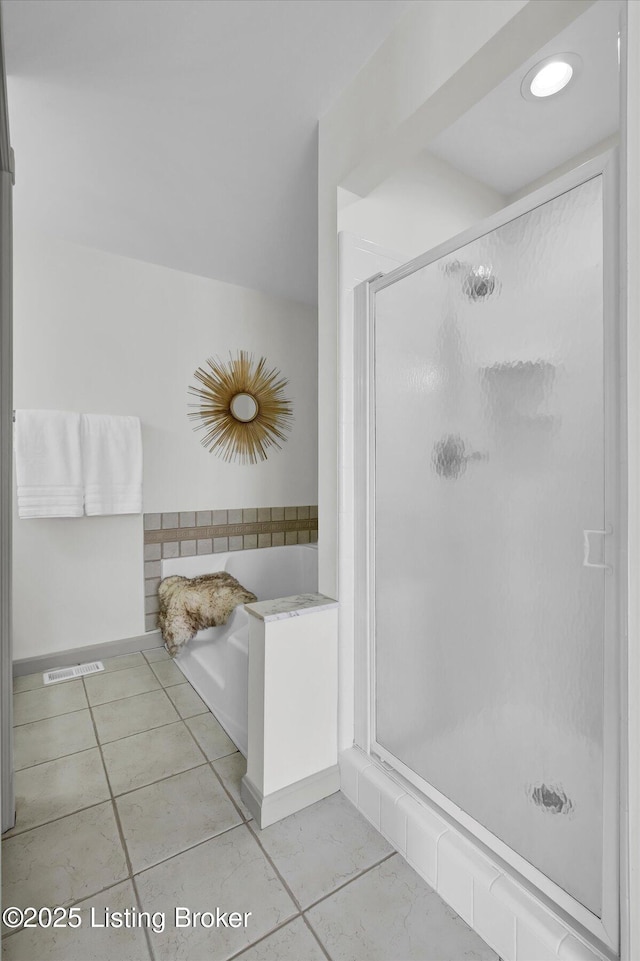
left=188, top=351, right=293, bottom=464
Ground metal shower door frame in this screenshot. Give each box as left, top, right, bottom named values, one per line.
left=353, top=149, right=622, bottom=954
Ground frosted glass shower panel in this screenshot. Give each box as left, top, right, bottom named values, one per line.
left=373, top=177, right=605, bottom=915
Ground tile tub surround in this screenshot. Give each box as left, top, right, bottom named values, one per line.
left=340, top=747, right=608, bottom=961
left=2, top=655, right=497, bottom=961
left=143, top=505, right=318, bottom=631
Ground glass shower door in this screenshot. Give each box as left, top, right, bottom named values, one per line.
left=371, top=171, right=617, bottom=922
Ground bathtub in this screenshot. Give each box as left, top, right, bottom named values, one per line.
left=161, top=544, right=318, bottom=756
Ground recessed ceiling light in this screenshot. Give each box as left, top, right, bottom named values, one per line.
left=521, top=53, right=582, bottom=102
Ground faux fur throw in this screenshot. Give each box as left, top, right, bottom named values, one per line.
left=158, top=572, right=257, bottom=657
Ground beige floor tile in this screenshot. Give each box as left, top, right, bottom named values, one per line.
left=306, top=855, right=498, bottom=961
left=186, top=713, right=237, bottom=761
left=142, top=646, right=170, bottom=663
left=212, top=751, right=251, bottom=819
left=164, top=683, right=208, bottom=719
left=116, top=765, right=241, bottom=872
left=2, top=803, right=127, bottom=915
left=100, top=652, right=146, bottom=673
left=235, top=918, right=326, bottom=961
left=84, top=665, right=160, bottom=706
left=136, top=825, right=296, bottom=961
left=13, top=681, right=87, bottom=726
left=6, top=748, right=110, bottom=835
left=12, top=673, right=45, bottom=694
left=1, top=880, right=151, bottom=961
left=149, top=660, right=184, bottom=688
left=102, top=721, right=204, bottom=795
left=92, top=689, right=179, bottom=744
left=14, top=710, right=96, bottom=770
left=255, top=792, right=393, bottom=908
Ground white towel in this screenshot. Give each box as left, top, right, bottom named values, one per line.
left=14, top=410, right=84, bottom=518
left=81, top=414, right=143, bottom=515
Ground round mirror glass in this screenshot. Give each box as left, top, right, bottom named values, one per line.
left=230, top=392, right=259, bottom=422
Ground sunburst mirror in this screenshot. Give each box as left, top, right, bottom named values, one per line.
left=188, top=350, right=293, bottom=464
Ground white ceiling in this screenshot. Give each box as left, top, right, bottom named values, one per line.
left=1, top=0, right=413, bottom=306
left=428, top=0, right=621, bottom=196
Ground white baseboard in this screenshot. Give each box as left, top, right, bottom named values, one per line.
left=12, top=631, right=164, bottom=676
left=340, top=747, right=607, bottom=961
left=241, top=765, right=340, bottom=829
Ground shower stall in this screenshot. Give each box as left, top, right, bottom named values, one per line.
left=353, top=151, right=621, bottom=949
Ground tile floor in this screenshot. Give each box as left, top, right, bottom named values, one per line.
left=2, top=649, right=498, bottom=961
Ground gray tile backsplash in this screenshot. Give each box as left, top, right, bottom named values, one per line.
left=142, top=505, right=318, bottom=631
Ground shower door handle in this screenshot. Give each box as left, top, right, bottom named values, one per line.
left=583, top=528, right=612, bottom=573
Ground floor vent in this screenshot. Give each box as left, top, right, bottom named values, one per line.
left=43, top=662, right=104, bottom=685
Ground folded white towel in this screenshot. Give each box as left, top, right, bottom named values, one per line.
left=14, top=410, right=84, bottom=518
left=81, top=414, right=143, bottom=516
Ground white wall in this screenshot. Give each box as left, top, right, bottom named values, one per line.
left=13, top=229, right=317, bottom=659
left=338, top=151, right=505, bottom=259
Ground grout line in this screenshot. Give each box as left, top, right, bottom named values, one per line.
left=84, top=676, right=155, bottom=961
left=141, top=652, right=169, bottom=664
left=12, top=709, right=86, bottom=729
left=2, top=796, right=114, bottom=840
left=93, top=715, right=184, bottom=749
left=301, top=912, right=333, bottom=961
left=132, top=820, right=247, bottom=881
left=302, top=851, right=398, bottom=913
left=82, top=677, right=134, bottom=871
left=131, top=874, right=156, bottom=961
left=13, top=738, right=100, bottom=774
left=208, top=758, right=251, bottom=824
left=246, top=820, right=304, bottom=913
left=12, top=679, right=176, bottom=726
left=110, top=761, right=211, bottom=801
left=96, top=714, right=188, bottom=747
left=224, top=913, right=304, bottom=961
left=179, top=711, right=217, bottom=765
left=241, top=825, right=395, bottom=960
left=97, top=712, right=184, bottom=747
